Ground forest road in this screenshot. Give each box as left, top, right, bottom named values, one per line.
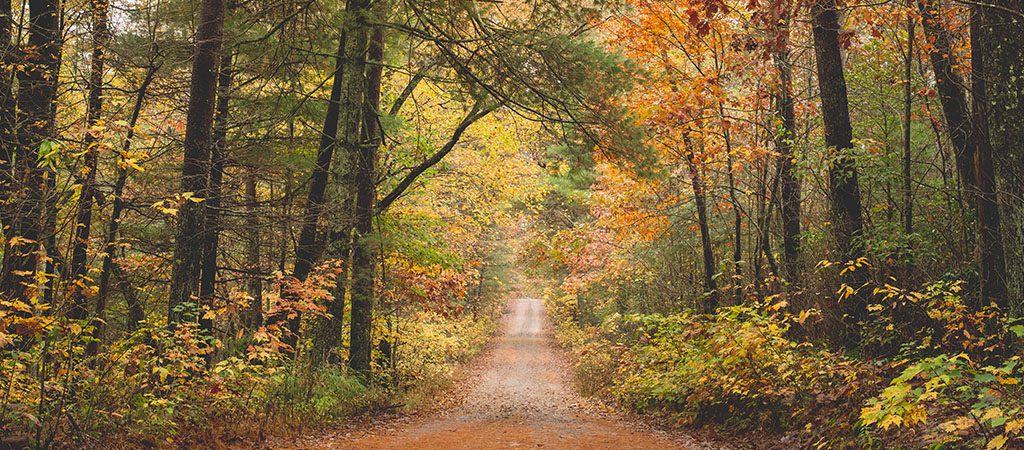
left=293, top=298, right=711, bottom=450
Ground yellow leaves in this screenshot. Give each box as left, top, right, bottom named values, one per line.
left=860, top=403, right=882, bottom=425
left=837, top=284, right=855, bottom=301
left=940, top=416, right=975, bottom=434
left=1005, top=419, right=1024, bottom=434
left=794, top=309, right=816, bottom=325
left=119, top=154, right=146, bottom=172
left=839, top=257, right=870, bottom=276
left=982, top=407, right=1005, bottom=423
left=904, top=405, right=927, bottom=427
left=997, top=376, right=1019, bottom=385
left=152, top=366, right=171, bottom=383
left=878, top=413, right=903, bottom=430
left=7, top=236, right=37, bottom=247
left=151, top=199, right=178, bottom=216
left=152, top=192, right=206, bottom=217
left=987, top=435, right=1008, bottom=450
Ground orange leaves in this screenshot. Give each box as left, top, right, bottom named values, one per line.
left=382, top=256, right=473, bottom=318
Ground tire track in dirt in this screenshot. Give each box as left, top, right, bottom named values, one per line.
left=287, top=298, right=719, bottom=449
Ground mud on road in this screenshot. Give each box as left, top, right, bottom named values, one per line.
left=287, top=298, right=716, bottom=449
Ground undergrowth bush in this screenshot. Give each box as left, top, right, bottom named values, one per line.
left=549, top=274, right=1024, bottom=449
left=551, top=293, right=861, bottom=437
left=858, top=279, right=1024, bottom=449
left=0, top=295, right=501, bottom=447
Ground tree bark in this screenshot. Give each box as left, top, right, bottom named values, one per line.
left=721, top=107, right=743, bottom=302
left=0, top=0, right=61, bottom=300
left=244, top=168, right=263, bottom=329
left=348, top=25, right=382, bottom=378
left=685, top=141, right=718, bottom=313
left=69, top=0, right=110, bottom=320
left=0, top=0, right=14, bottom=245
left=168, top=0, right=227, bottom=324
left=901, top=4, right=915, bottom=272
left=774, top=27, right=801, bottom=284
left=972, top=3, right=1016, bottom=310
left=917, top=0, right=978, bottom=210
left=810, top=0, right=868, bottom=337
left=280, top=0, right=370, bottom=352
left=198, top=51, right=233, bottom=335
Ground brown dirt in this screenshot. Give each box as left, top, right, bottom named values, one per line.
left=279, top=298, right=721, bottom=450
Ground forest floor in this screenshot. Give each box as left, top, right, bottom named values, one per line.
left=274, top=298, right=720, bottom=449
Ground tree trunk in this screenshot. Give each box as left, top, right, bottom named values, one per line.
left=901, top=4, right=915, bottom=273
left=972, top=3, right=1016, bottom=310
left=198, top=51, right=233, bottom=336
left=168, top=0, right=227, bottom=324
left=721, top=107, right=742, bottom=302
left=87, top=62, right=157, bottom=356
left=917, top=0, right=978, bottom=210
left=0, top=0, right=61, bottom=300
left=69, top=0, right=110, bottom=320
left=810, top=0, right=868, bottom=337
left=348, top=25, right=382, bottom=378
left=685, top=141, right=718, bottom=313
left=281, top=0, right=370, bottom=352
left=244, top=168, right=263, bottom=329
left=0, top=0, right=14, bottom=246
left=774, top=29, right=801, bottom=284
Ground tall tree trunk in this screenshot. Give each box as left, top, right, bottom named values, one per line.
left=773, top=22, right=801, bottom=284
left=685, top=141, right=718, bottom=313
left=69, top=0, right=110, bottom=320
left=810, top=0, right=868, bottom=337
left=347, top=25, right=381, bottom=378
left=0, top=0, right=61, bottom=300
left=972, top=3, right=1016, bottom=310
left=87, top=62, right=157, bottom=357
left=901, top=4, right=915, bottom=272
left=721, top=107, right=743, bottom=302
left=198, top=51, right=233, bottom=336
left=168, top=0, right=227, bottom=324
left=281, top=0, right=370, bottom=352
left=244, top=168, right=263, bottom=329
left=917, top=0, right=978, bottom=211
left=0, top=0, right=14, bottom=246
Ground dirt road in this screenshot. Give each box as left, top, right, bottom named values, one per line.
left=292, top=298, right=708, bottom=449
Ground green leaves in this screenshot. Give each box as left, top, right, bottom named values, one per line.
left=37, top=139, right=62, bottom=169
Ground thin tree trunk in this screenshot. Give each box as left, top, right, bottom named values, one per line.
left=901, top=4, right=915, bottom=273
left=244, top=168, right=263, bottom=329
left=763, top=165, right=780, bottom=279
left=168, top=0, right=227, bottom=324
left=87, top=62, right=158, bottom=356
left=685, top=141, right=718, bottom=313
left=811, top=0, right=868, bottom=339
left=721, top=106, right=743, bottom=302
left=69, top=0, right=110, bottom=319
